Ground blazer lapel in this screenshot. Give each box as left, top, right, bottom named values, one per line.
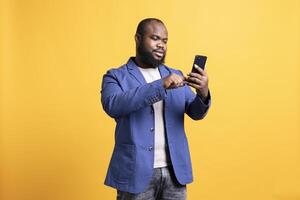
left=158, top=64, right=171, bottom=78
left=158, top=64, right=172, bottom=109
left=126, top=58, right=146, bottom=85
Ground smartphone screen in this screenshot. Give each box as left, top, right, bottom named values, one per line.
left=192, top=55, right=207, bottom=73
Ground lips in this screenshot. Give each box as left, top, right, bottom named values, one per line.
left=153, top=50, right=165, bottom=58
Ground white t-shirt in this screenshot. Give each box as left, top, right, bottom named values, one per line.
left=138, top=66, right=170, bottom=168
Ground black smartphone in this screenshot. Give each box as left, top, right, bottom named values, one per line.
left=192, top=55, right=207, bottom=73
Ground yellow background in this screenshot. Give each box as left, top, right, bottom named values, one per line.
left=1, top=0, right=300, bottom=199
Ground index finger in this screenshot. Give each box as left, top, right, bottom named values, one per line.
left=194, top=64, right=207, bottom=76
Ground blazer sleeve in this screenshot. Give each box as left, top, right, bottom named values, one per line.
left=179, top=70, right=211, bottom=120
left=101, top=69, right=167, bottom=119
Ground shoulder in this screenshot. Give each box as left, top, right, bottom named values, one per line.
left=104, top=63, right=128, bottom=77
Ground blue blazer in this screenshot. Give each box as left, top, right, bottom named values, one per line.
left=101, top=58, right=211, bottom=194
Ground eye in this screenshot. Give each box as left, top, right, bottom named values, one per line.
left=163, top=39, right=168, bottom=44
left=151, top=35, right=159, bottom=40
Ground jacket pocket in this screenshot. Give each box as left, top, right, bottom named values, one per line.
left=110, top=143, right=135, bottom=183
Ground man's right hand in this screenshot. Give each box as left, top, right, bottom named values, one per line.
left=163, top=73, right=185, bottom=89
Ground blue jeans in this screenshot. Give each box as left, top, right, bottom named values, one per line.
left=117, top=166, right=187, bottom=200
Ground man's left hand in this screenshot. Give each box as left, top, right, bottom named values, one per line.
left=185, top=64, right=209, bottom=101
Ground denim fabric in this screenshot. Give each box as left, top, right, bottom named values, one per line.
left=117, top=167, right=186, bottom=200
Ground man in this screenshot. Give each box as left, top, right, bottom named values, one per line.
left=101, top=18, right=211, bottom=200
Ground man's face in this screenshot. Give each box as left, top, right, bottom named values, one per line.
left=136, top=22, right=168, bottom=67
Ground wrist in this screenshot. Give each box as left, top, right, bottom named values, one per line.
left=196, top=89, right=208, bottom=101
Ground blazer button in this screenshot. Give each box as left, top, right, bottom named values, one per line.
left=150, top=127, right=154, bottom=132
left=148, top=146, right=153, bottom=151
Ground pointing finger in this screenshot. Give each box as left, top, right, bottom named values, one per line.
left=194, top=64, right=205, bottom=75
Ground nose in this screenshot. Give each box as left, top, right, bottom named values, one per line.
left=157, top=42, right=165, bottom=50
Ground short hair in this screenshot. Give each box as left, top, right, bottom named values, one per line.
left=136, top=18, right=165, bottom=36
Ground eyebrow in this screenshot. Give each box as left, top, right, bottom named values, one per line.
left=152, top=34, right=168, bottom=41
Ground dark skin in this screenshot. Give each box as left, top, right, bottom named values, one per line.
left=135, top=21, right=209, bottom=100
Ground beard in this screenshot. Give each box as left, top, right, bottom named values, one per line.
left=137, top=43, right=166, bottom=68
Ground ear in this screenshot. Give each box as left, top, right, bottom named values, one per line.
left=135, top=33, right=141, bottom=45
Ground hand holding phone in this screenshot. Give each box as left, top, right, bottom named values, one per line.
left=186, top=55, right=209, bottom=100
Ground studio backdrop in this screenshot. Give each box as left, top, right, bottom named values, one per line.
left=1, top=0, right=300, bottom=200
